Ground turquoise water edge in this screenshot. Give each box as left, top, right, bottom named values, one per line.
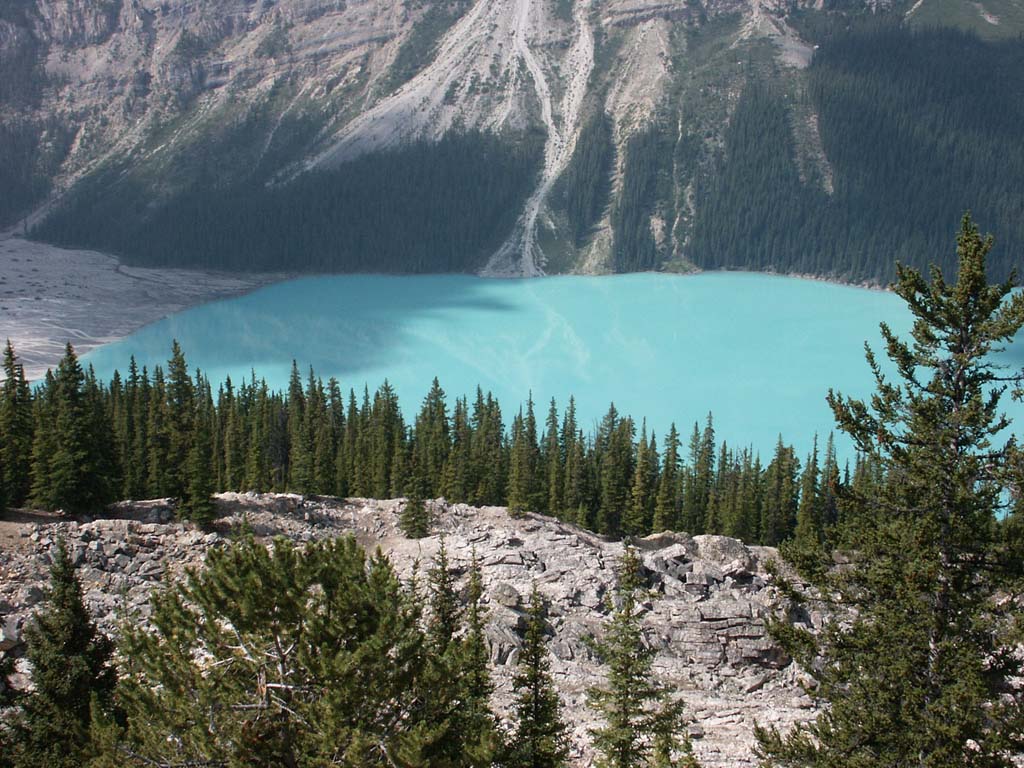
left=83, top=272, right=1024, bottom=463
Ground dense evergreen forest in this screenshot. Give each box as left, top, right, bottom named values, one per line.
left=553, top=111, right=615, bottom=247
left=611, top=128, right=666, bottom=273
left=34, top=132, right=542, bottom=273
left=690, top=22, right=1024, bottom=283
left=0, top=338, right=851, bottom=548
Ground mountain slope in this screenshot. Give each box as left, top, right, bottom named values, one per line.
left=3, top=0, right=1023, bottom=281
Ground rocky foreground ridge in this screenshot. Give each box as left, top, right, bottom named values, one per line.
left=0, top=493, right=818, bottom=766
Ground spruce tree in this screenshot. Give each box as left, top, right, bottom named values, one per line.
left=458, top=554, right=500, bottom=762
left=164, top=341, right=195, bottom=497
left=1, top=340, right=33, bottom=508
left=400, top=454, right=430, bottom=538
left=427, top=537, right=461, bottom=654
left=9, top=540, right=115, bottom=768
left=757, top=215, right=1024, bottom=766
left=181, top=402, right=216, bottom=527
left=543, top=398, right=563, bottom=516
left=792, top=435, right=823, bottom=550
left=653, top=424, right=680, bottom=532
left=624, top=424, right=654, bottom=537
left=505, top=585, right=570, bottom=768
left=588, top=548, right=689, bottom=768
left=45, top=345, right=108, bottom=514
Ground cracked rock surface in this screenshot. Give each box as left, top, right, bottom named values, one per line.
left=0, top=493, right=818, bottom=766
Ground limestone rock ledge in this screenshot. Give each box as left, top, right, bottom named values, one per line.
left=0, top=493, right=819, bottom=766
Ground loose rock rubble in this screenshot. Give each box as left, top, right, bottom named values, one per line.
left=0, top=493, right=819, bottom=766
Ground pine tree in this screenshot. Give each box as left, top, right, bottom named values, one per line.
left=118, top=536, right=445, bottom=766
left=682, top=416, right=715, bottom=534
left=0, top=440, right=6, bottom=514
left=415, top=378, right=450, bottom=497
left=505, top=585, right=570, bottom=768
left=145, top=366, right=171, bottom=497
left=757, top=215, right=1024, bottom=766
left=588, top=548, right=689, bottom=768
left=443, top=396, right=472, bottom=502
left=390, top=425, right=411, bottom=498
left=0, top=647, right=16, bottom=767
left=760, top=438, right=798, bottom=546
left=28, top=372, right=57, bottom=510
left=9, top=540, right=115, bottom=768
left=597, top=406, right=634, bottom=537
left=286, top=361, right=311, bottom=491
left=509, top=396, right=542, bottom=514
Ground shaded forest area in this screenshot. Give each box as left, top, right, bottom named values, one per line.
left=34, top=132, right=542, bottom=273
left=690, top=22, right=1024, bottom=282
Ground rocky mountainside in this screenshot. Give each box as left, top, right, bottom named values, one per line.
left=3, top=0, right=1022, bottom=280
left=0, top=493, right=819, bottom=767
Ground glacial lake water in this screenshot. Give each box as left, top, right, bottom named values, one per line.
left=82, top=272, right=1024, bottom=462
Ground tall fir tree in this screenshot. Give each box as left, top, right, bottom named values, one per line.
left=505, top=584, right=570, bottom=768
left=1, top=341, right=33, bottom=508
left=588, top=548, right=689, bottom=768
left=543, top=398, right=563, bottom=517
left=164, top=341, right=195, bottom=498
left=624, top=424, right=654, bottom=537
left=415, top=377, right=451, bottom=497
left=760, top=438, right=799, bottom=546
left=41, top=345, right=109, bottom=514
left=792, top=435, right=823, bottom=549
left=457, top=554, right=500, bottom=763
left=9, top=540, right=115, bottom=768
left=757, top=214, right=1024, bottom=766
left=652, top=424, right=681, bottom=533
left=180, top=397, right=216, bottom=527
left=400, top=454, right=430, bottom=539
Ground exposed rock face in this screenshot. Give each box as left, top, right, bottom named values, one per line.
left=0, top=493, right=818, bottom=766
left=0, top=0, right=881, bottom=273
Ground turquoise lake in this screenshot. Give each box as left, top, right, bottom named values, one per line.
left=82, top=272, right=1024, bottom=462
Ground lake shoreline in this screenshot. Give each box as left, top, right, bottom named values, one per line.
left=0, top=235, right=288, bottom=381
left=2, top=237, right=889, bottom=380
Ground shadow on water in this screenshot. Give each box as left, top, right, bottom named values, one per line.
left=80, top=272, right=1024, bottom=462
left=84, top=274, right=518, bottom=387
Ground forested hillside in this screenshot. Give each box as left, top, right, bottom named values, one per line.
left=6, top=0, right=1024, bottom=280
left=689, top=22, right=1024, bottom=282
left=35, top=133, right=542, bottom=273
